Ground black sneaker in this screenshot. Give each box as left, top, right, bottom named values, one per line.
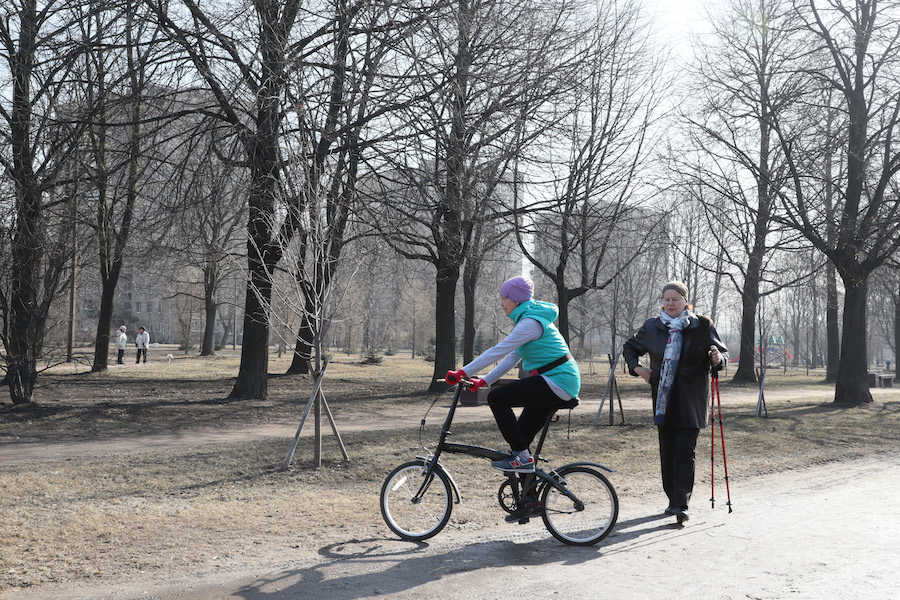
left=664, top=506, right=677, bottom=516
left=505, top=503, right=542, bottom=523
left=675, top=508, right=690, bottom=524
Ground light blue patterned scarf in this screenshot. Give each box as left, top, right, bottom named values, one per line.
left=655, top=308, right=694, bottom=425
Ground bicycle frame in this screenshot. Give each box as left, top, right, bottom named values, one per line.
left=412, top=381, right=614, bottom=510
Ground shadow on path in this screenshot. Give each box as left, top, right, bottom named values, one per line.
left=226, top=509, right=709, bottom=599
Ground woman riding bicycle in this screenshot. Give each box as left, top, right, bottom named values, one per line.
left=446, top=276, right=580, bottom=473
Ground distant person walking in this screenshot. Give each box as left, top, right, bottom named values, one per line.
left=623, top=281, right=727, bottom=525
left=136, top=326, right=150, bottom=364
left=116, top=326, right=128, bottom=365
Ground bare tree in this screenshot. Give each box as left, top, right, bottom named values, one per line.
left=0, top=0, right=84, bottom=403
left=73, top=0, right=176, bottom=372
left=365, top=0, right=589, bottom=390
left=770, top=0, right=900, bottom=403
left=675, top=0, right=813, bottom=383
left=516, top=0, right=666, bottom=342
left=148, top=0, right=431, bottom=398
left=279, top=1, right=422, bottom=375
left=162, top=125, right=247, bottom=356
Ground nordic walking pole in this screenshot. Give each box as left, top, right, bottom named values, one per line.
left=715, top=372, right=733, bottom=512
left=710, top=369, right=717, bottom=509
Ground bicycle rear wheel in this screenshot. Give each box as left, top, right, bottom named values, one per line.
left=380, top=461, right=453, bottom=541
left=541, top=465, right=618, bottom=545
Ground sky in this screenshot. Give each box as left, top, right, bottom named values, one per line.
left=646, top=0, right=717, bottom=60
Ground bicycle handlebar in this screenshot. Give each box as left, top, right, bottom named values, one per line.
left=437, top=378, right=474, bottom=388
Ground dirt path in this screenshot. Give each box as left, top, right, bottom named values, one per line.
left=8, top=453, right=898, bottom=600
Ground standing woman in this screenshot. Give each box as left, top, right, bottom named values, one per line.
left=623, top=281, right=726, bottom=524
left=445, top=276, right=580, bottom=474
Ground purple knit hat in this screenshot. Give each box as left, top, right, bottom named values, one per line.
left=500, top=276, right=534, bottom=304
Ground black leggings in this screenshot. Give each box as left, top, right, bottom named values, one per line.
left=487, top=376, right=575, bottom=452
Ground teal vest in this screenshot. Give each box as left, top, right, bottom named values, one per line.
left=510, top=300, right=581, bottom=398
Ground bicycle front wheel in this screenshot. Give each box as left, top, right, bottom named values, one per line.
left=380, top=461, right=453, bottom=541
left=541, top=465, right=618, bottom=546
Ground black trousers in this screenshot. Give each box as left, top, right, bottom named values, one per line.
left=136, top=349, right=147, bottom=363
left=117, top=350, right=125, bottom=364
left=657, top=426, right=700, bottom=510
left=487, top=376, right=575, bottom=452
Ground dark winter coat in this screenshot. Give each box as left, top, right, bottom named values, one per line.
left=622, top=314, right=727, bottom=429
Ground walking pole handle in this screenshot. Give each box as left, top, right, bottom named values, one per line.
left=709, top=345, right=719, bottom=379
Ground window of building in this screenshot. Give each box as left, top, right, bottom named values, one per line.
left=136, top=302, right=141, bottom=313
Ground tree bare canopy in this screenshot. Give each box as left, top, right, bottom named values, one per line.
left=766, top=0, right=900, bottom=403
left=674, top=0, right=813, bottom=384
left=3, top=0, right=900, bottom=410
left=146, top=0, right=435, bottom=399
left=516, top=0, right=667, bottom=345
left=361, top=0, right=618, bottom=389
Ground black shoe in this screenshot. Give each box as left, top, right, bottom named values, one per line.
left=505, top=504, right=542, bottom=523
left=675, top=508, right=690, bottom=524
left=664, top=506, right=677, bottom=516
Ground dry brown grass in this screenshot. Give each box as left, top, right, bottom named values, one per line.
left=2, top=351, right=899, bottom=592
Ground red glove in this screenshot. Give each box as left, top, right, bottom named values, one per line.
left=469, top=378, right=487, bottom=391
left=445, top=369, right=467, bottom=385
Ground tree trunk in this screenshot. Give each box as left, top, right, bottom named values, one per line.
left=810, top=264, right=819, bottom=369
left=556, top=281, right=571, bottom=342
left=218, top=308, right=233, bottom=350
left=834, top=277, right=872, bottom=404
left=733, top=227, right=765, bottom=384
left=200, top=264, right=217, bottom=356
left=66, top=211, right=77, bottom=362
left=429, top=264, right=459, bottom=391
left=7, top=187, right=42, bottom=405
left=894, top=278, right=900, bottom=369
left=286, top=297, right=313, bottom=375
left=228, top=263, right=272, bottom=400
left=825, top=261, right=840, bottom=381
left=91, top=273, right=122, bottom=372
left=462, top=264, right=477, bottom=365
left=732, top=286, right=759, bottom=383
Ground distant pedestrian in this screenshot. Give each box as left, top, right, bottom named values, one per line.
left=136, top=326, right=150, bottom=364
left=115, top=326, right=128, bottom=365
